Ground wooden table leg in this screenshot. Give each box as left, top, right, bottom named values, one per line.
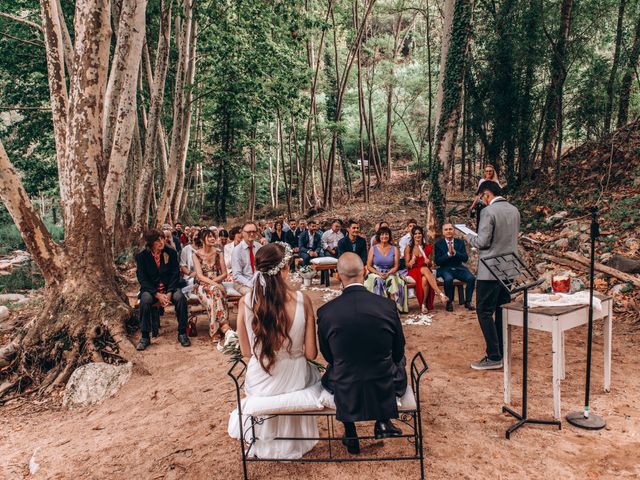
left=552, top=317, right=562, bottom=419
left=559, top=331, right=566, bottom=380
left=604, top=300, right=612, bottom=393
left=503, top=310, right=511, bottom=405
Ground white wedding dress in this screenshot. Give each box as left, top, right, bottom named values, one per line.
left=228, top=291, right=321, bottom=459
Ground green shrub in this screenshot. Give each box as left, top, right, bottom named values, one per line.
left=0, top=264, right=44, bottom=292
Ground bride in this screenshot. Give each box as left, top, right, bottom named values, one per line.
left=228, top=242, right=321, bottom=459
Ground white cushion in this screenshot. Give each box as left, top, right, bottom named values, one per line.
left=403, top=276, right=416, bottom=286
left=241, top=382, right=324, bottom=415
left=319, top=386, right=417, bottom=412
left=310, top=257, right=338, bottom=266
left=223, top=282, right=242, bottom=297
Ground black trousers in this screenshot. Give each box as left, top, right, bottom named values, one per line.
left=140, top=290, right=188, bottom=335
left=475, top=280, right=511, bottom=361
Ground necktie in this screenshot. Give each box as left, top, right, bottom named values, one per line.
left=249, top=244, right=255, bottom=273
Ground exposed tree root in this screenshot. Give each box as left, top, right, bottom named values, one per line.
left=0, top=281, right=144, bottom=401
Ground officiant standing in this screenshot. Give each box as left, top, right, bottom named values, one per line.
left=466, top=180, right=520, bottom=371
left=317, top=253, right=407, bottom=455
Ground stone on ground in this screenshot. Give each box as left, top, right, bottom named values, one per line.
left=63, top=362, right=133, bottom=409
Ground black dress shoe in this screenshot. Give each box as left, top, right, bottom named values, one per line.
left=446, top=301, right=454, bottom=312
left=465, top=302, right=475, bottom=310
left=374, top=420, right=402, bottom=439
left=341, top=436, right=360, bottom=454
left=136, top=337, right=151, bottom=351
left=177, top=333, right=191, bottom=347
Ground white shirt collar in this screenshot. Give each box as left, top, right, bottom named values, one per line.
left=343, top=282, right=364, bottom=289
left=490, top=196, right=505, bottom=205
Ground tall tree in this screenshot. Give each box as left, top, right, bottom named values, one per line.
left=617, top=12, right=640, bottom=127
left=603, top=0, right=626, bottom=132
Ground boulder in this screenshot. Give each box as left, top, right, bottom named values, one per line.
left=63, top=362, right=133, bottom=409
left=559, top=226, right=580, bottom=239
left=0, top=293, right=28, bottom=305
left=553, top=238, right=570, bottom=249
left=624, top=238, right=638, bottom=249
left=570, top=277, right=586, bottom=292
left=611, top=284, right=625, bottom=295
left=605, top=254, right=640, bottom=274
left=0, top=306, right=8, bottom=321
left=547, top=211, right=569, bottom=223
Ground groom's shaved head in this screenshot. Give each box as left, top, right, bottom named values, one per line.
left=337, top=253, right=365, bottom=285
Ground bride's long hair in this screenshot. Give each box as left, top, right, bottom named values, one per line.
left=251, top=243, right=292, bottom=373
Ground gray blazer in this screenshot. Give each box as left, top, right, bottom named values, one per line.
left=466, top=198, right=520, bottom=281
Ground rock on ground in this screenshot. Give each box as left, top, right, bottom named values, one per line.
left=63, top=362, right=133, bottom=409
left=0, top=293, right=28, bottom=305
left=0, top=306, right=8, bottom=321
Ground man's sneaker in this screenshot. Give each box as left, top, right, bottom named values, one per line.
left=471, top=356, right=503, bottom=370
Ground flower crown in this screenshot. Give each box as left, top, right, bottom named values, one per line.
left=263, top=242, right=293, bottom=276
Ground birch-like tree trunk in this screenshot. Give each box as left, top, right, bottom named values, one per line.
left=103, top=0, right=148, bottom=233
left=617, top=15, right=640, bottom=128
left=134, top=0, right=172, bottom=230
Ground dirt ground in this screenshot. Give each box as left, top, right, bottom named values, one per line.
left=1, top=275, right=639, bottom=480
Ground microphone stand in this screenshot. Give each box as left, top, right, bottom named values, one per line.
left=566, top=206, right=606, bottom=430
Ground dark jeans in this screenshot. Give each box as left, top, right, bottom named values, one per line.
left=437, top=267, right=476, bottom=304
left=140, top=290, right=188, bottom=335
left=299, top=252, right=318, bottom=265
left=475, top=280, right=511, bottom=361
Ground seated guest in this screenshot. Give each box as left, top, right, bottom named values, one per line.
left=398, top=218, right=418, bottom=259
left=224, top=226, right=242, bottom=277
left=192, top=229, right=233, bottom=349
left=364, top=227, right=408, bottom=313
left=231, top=222, right=262, bottom=295
left=298, top=219, right=323, bottom=265
left=434, top=223, right=476, bottom=312
left=370, top=220, right=390, bottom=247
left=270, top=220, right=296, bottom=249
left=289, top=219, right=301, bottom=252
left=179, top=229, right=200, bottom=295
left=318, top=253, right=407, bottom=455
left=136, top=229, right=190, bottom=350
left=321, top=220, right=344, bottom=258
left=216, top=228, right=230, bottom=250
left=179, top=225, right=190, bottom=247
left=404, top=226, right=448, bottom=314
left=294, top=219, right=307, bottom=240
left=337, top=219, right=367, bottom=264
left=163, top=229, right=176, bottom=250
left=229, top=243, right=320, bottom=459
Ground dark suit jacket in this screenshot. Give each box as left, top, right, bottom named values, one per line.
left=317, top=285, right=406, bottom=422
left=337, top=235, right=368, bottom=264
left=136, top=246, right=181, bottom=295
left=434, top=238, right=469, bottom=269
left=270, top=230, right=296, bottom=249
left=298, top=230, right=323, bottom=255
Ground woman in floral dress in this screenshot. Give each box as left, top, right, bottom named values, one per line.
left=192, top=229, right=233, bottom=349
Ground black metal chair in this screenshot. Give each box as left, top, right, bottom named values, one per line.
left=228, top=352, right=429, bottom=479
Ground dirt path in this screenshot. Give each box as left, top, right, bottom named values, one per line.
left=1, top=276, right=639, bottom=479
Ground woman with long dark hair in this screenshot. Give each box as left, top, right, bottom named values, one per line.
left=404, top=226, right=448, bottom=313
left=229, top=242, right=321, bottom=459
left=193, top=229, right=231, bottom=348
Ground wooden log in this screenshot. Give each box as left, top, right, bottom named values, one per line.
left=548, top=251, right=640, bottom=288
left=541, top=253, right=590, bottom=273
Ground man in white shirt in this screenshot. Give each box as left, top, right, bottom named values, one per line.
left=398, top=218, right=418, bottom=269
left=321, top=220, right=345, bottom=257
left=224, top=226, right=242, bottom=278
left=231, top=222, right=262, bottom=295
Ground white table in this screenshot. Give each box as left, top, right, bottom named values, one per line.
left=502, top=292, right=613, bottom=419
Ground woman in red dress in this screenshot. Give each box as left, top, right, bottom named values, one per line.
left=403, top=226, right=448, bottom=313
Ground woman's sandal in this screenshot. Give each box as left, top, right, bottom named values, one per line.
left=421, top=304, right=429, bottom=314
left=438, top=292, right=449, bottom=303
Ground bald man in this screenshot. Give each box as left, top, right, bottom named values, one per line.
left=317, top=253, right=406, bottom=455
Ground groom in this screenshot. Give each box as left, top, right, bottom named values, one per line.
left=317, top=253, right=407, bottom=454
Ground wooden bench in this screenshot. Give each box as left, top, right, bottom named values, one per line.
left=228, top=352, right=429, bottom=480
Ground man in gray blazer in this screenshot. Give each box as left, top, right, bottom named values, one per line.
left=466, top=181, right=520, bottom=370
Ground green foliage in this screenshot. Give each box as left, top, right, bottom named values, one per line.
left=0, top=264, right=44, bottom=292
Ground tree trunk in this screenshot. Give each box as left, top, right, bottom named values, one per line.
left=540, top=0, right=573, bottom=180
left=0, top=0, right=135, bottom=398
left=134, top=0, right=172, bottom=232
left=617, top=14, right=640, bottom=128
left=103, top=0, right=148, bottom=234
left=429, top=0, right=473, bottom=238
left=604, top=0, right=626, bottom=133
